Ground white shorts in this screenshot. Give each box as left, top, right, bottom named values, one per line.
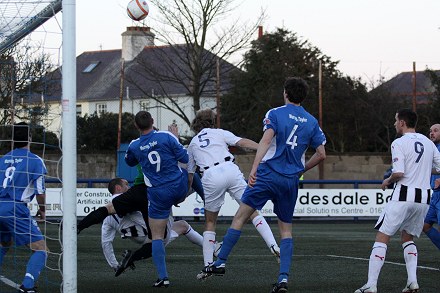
left=202, top=161, right=246, bottom=212
left=374, top=201, right=429, bottom=237
left=130, top=216, right=177, bottom=246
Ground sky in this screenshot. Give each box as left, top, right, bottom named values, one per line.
left=70, top=0, right=440, bottom=84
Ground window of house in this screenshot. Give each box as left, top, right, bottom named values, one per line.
left=82, top=61, right=100, bottom=73
left=140, top=100, right=150, bottom=111
left=76, top=104, right=82, bottom=116
left=96, top=103, right=107, bottom=116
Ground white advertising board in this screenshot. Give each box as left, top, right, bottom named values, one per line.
left=30, top=188, right=394, bottom=217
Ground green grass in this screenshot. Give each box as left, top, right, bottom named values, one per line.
left=1, top=220, right=439, bottom=292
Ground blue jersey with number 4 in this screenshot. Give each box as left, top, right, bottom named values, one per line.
left=261, top=104, right=326, bottom=176
left=0, top=148, right=47, bottom=203
left=125, top=130, right=188, bottom=187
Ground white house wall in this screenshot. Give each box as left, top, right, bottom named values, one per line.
left=43, top=96, right=217, bottom=140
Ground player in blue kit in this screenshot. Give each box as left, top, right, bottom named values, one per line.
left=423, top=123, right=440, bottom=250
left=0, top=122, right=48, bottom=293
left=201, top=77, right=326, bottom=293
left=125, top=111, right=189, bottom=288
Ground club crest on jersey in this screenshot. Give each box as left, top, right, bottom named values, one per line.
left=393, top=158, right=398, bottom=163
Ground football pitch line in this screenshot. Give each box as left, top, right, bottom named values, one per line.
left=0, top=275, right=20, bottom=289
left=165, top=253, right=440, bottom=272
left=326, top=254, right=440, bottom=271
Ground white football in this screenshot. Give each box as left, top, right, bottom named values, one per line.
left=127, top=0, right=149, bottom=21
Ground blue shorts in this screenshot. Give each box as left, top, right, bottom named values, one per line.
left=424, top=190, right=440, bottom=225
left=0, top=201, right=44, bottom=246
left=241, top=164, right=299, bottom=223
left=148, top=171, right=188, bottom=219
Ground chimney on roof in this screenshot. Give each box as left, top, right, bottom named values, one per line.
left=122, top=26, right=155, bottom=61
left=258, top=26, right=263, bottom=39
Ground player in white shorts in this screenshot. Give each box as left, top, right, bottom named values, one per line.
left=355, top=109, right=440, bottom=293
left=187, top=108, right=280, bottom=280
left=101, top=178, right=205, bottom=276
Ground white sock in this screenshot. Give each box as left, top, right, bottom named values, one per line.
left=402, top=241, right=418, bottom=284
left=202, top=231, right=216, bottom=266
left=367, top=242, right=387, bottom=287
left=252, top=215, right=278, bottom=249
left=183, top=225, right=203, bottom=247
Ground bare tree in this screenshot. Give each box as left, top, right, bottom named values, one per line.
left=125, top=0, right=265, bottom=128
left=0, top=41, right=57, bottom=125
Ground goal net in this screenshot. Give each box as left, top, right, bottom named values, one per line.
left=0, top=1, right=70, bottom=292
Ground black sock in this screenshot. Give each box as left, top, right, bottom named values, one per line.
left=132, top=243, right=152, bottom=262
left=77, top=206, right=108, bottom=234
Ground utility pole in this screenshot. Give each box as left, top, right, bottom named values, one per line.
left=318, top=61, right=324, bottom=184
left=117, top=59, right=125, bottom=151
left=412, top=61, right=417, bottom=112
left=216, top=58, right=221, bottom=128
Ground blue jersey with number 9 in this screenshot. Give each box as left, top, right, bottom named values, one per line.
left=125, top=130, right=188, bottom=187
left=261, top=104, right=326, bottom=176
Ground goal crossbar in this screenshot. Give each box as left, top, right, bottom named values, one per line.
left=0, top=0, right=62, bottom=54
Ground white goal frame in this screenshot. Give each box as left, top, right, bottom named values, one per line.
left=61, top=0, right=77, bottom=292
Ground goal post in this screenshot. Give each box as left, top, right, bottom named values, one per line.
left=61, top=0, right=77, bottom=292
left=0, top=0, right=62, bottom=55
left=0, top=0, right=77, bottom=292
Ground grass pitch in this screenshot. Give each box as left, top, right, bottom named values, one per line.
left=0, top=220, right=439, bottom=292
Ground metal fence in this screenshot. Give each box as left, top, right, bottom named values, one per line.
left=46, top=178, right=383, bottom=188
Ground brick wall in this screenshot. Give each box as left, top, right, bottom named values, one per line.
left=45, top=153, right=392, bottom=187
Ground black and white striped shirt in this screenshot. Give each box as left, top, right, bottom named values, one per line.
left=390, top=133, right=440, bottom=204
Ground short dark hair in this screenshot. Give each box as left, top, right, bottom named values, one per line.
left=108, top=177, right=125, bottom=195
left=13, top=122, right=30, bottom=149
left=397, top=108, right=417, bottom=128
left=190, top=108, right=216, bottom=133
left=284, top=77, right=308, bottom=104
left=134, top=111, right=153, bottom=131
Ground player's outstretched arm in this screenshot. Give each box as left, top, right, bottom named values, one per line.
left=304, top=145, right=326, bottom=173
left=248, top=129, right=274, bottom=187
left=36, top=193, right=46, bottom=221
left=236, top=138, right=259, bottom=151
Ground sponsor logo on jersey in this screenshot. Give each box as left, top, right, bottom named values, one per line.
left=4, top=158, right=23, bottom=164
left=140, top=141, right=158, bottom=150
left=289, top=114, right=308, bottom=123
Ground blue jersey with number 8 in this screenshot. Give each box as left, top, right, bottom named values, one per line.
left=0, top=148, right=47, bottom=203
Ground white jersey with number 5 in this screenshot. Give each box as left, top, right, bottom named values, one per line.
left=390, top=132, right=440, bottom=203
left=187, top=128, right=239, bottom=172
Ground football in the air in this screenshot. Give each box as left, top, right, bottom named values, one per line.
left=127, top=0, right=149, bottom=21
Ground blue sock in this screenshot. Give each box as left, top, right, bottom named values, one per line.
left=22, top=251, right=47, bottom=289
left=0, top=246, right=9, bottom=266
left=278, top=238, right=293, bottom=283
left=426, top=227, right=440, bottom=250
left=152, top=239, right=168, bottom=279
left=214, top=228, right=241, bottom=266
